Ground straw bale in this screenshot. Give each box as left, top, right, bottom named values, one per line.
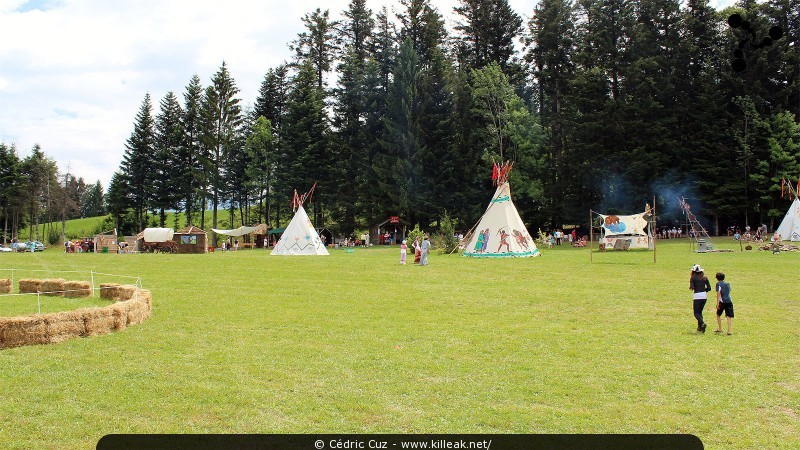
left=126, top=299, right=150, bottom=325
left=64, top=281, right=92, bottom=298
left=108, top=302, right=129, bottom=330
left=99, top=283, right=121, bottom=300
left=40, top=279, right=66, bottom=297
left=0, top=315, right=46, bottom=349
left=0, top=278, right=11, bottom=294
left=44, top=310, right=86, bottom=343
left=116, top=285, right=137, bottom=301
left=82, top=308, right=115, bottom=336
left=18, top=279, right=42, bottom=294
left=137, top=289, right=152, bottom=309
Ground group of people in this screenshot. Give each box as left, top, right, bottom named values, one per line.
left=399, top=235, right=431, bottom=266
left=544, top=229, right=580, bottom=248
left=689, top=264, right=735, bottom=335
left=64, top=239, right=94, bottom=253
left=221, top=239, right=240, bottom=251
left=659, top=227, right=684, bottom=239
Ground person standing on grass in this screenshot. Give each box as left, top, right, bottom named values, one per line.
left=413, top=236, right=421, bottom=264
left=400, top=240, right=408, bottom=265
left=715, top=272, right=734, bottom=335
left=420, top=235, right=431, bottom=266
left=690, top=264, right=711, bottom=333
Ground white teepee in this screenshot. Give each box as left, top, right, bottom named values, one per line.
left=271, top=205, right=329, bottom=255
left=463, top=181, right=540, bottom=258
left=775, top=197, right=800, bottom=241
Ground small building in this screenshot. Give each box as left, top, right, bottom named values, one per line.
left=93, top=229, right=118, bottom=253
left=371, top=216, right=410, bottom=245
left=174, top=225, right=208, bottom=254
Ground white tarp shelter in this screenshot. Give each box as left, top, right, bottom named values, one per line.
left=775, top=198, right=800, bottom=241
left=598, top=211, right=652, bottom=250
left=141, top=228, right=174, bottom=243
left=211, top=225, right=261, bottom=237
left=463, top=181, right=540, bottom=258
left=271, top=205, right=329, bottom=256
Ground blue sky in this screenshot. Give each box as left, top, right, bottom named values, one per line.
left=0, top=0, right=735, bottom=188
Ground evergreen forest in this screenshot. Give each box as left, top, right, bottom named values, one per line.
left=2, top=0, right=799, bottom=243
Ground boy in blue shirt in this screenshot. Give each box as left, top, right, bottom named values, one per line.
left=715, top=272, right=734, bottom=335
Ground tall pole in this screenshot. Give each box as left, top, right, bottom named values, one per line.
left=653, top=196, right=657, bottom=264
left=589, top=210, right=593, bottom=263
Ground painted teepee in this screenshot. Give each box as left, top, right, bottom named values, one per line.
left=271, top=185, right=329, bottom=256
left=463, top=162, right=540, bottom=258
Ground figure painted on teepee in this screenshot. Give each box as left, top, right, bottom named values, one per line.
left=271, top=183, right=330, bottom=256
left=462, top=162, right=540, bottom=258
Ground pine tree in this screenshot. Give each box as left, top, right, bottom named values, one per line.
left=153, top=91, right=184, bottom=227
left=453, top=0, right=524, bottom=77
left=201, top=62, right=243, bottom=244
left=291, top=8, right=340, bottom=91
left=121, top=93, right=155, bottom=231
left=180, top=74, right=204, bottom=227
left=80, top=182, right=105, bottom=218
left=0, top=143, right=22, bottom=244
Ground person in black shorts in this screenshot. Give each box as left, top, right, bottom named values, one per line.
left=714, top=272, right=734, bottom=335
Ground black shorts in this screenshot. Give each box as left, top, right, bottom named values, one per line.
left=716, top=302, right=734, bottom=318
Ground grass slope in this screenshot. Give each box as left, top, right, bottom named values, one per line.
left=0, top=240, right=797, bottom=449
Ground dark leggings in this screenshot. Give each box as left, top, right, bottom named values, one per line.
left=693, top=299, right=707, bottom=328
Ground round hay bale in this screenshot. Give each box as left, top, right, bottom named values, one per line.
left=0, top=278, right=11, bottom=294
left=64, top=281, right=92, bottom=298
left=0, top=315, right=47, bottom=349
left=44, top=310, right=86, bottom=343
left=99, top=283, right=121, bottom=300
left=18, top=279, right=42, bottom=294
left=40, top=279, right=66, bottom=297
left=82, top=308, right=115, bottom=336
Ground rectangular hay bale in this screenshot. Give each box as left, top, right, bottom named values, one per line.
left=0, top=315, right=47, bottom=349
left=44, top=310, right=85, bottom=343
left=64, top=281, right=92, bottom=298
left=99, top=283, right=121, bottom=300
left=81, top=308, right=115, bottom=336
left=116, top=285, right=137, bottom=301
left=40, top=279, right=66, bottom=297
left=108, top=302, right=129, bottom=331
left=0, top=278, right=11, bottom=294
left=18, top=279, right=42, bottom=294
left=126, top=299, right=150, bottom=326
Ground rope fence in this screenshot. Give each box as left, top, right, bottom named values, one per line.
left=0, top=268, right=143, bottom=316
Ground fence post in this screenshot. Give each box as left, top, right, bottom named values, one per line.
left=90, top=270, right=95, bottom=298
left=37, top=292, right=41, bottom=314
left=11, top=268, right=14, bottom=293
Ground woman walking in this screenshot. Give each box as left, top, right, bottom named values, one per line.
left=690, top=264, right=711, bottom=333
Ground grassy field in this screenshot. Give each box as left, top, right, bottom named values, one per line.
left=0, top=239, right=797, bottom=449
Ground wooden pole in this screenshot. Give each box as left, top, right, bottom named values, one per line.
left=653, top=196, right=657, bottom=264
left=589, top=210, right=593, bottom=263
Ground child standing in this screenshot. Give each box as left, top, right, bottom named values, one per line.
left=715, top=272, right=734, bottom=335
left=400, top=240, right=408, bottom=265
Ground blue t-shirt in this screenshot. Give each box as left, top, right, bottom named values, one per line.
left=716, top=281, right=732, bottom=303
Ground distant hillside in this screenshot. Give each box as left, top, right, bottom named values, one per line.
left=18, top=210, right=247, bottom=242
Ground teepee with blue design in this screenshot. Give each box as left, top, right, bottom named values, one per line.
left=462, top=162, right=539, bottom=258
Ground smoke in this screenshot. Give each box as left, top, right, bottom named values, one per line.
left=650, top=173, right=713, bottom=232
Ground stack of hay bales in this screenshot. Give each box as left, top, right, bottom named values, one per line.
left=99, top=283, right=120, bottom=300
left=0, top=278, right=11, bottom=294
left=0, top=316, right=47, bottom=347
left=18, top=279, right=42, bottom=294
left=0, top=279, right=152, bottom=350
left=64, top=281, right=92, bottom=298
left=40, top=279, right=66, bottom=296
left=44, top=310, right=86, bottom=343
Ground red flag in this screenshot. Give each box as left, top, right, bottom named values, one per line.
left=492, top=164, right=499, bottom=182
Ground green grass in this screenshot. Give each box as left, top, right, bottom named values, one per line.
left=0, top=240, right=797, bottom=449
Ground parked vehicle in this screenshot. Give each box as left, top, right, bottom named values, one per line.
left=0, top=244, right=12, bottom=253
left=25, top=241, right=45, bottom=252
left=11, top=242, right=27, bottom=252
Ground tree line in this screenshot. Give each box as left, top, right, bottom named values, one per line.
left=5, top=0, right=799, bottom=245
left=0, top=143, right=105, bottom=244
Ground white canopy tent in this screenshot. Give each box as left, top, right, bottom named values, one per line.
left=211, top=225, right=262, bottom=237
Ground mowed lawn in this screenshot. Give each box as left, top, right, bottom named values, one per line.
left=0, top=240, right=797, bottom=450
